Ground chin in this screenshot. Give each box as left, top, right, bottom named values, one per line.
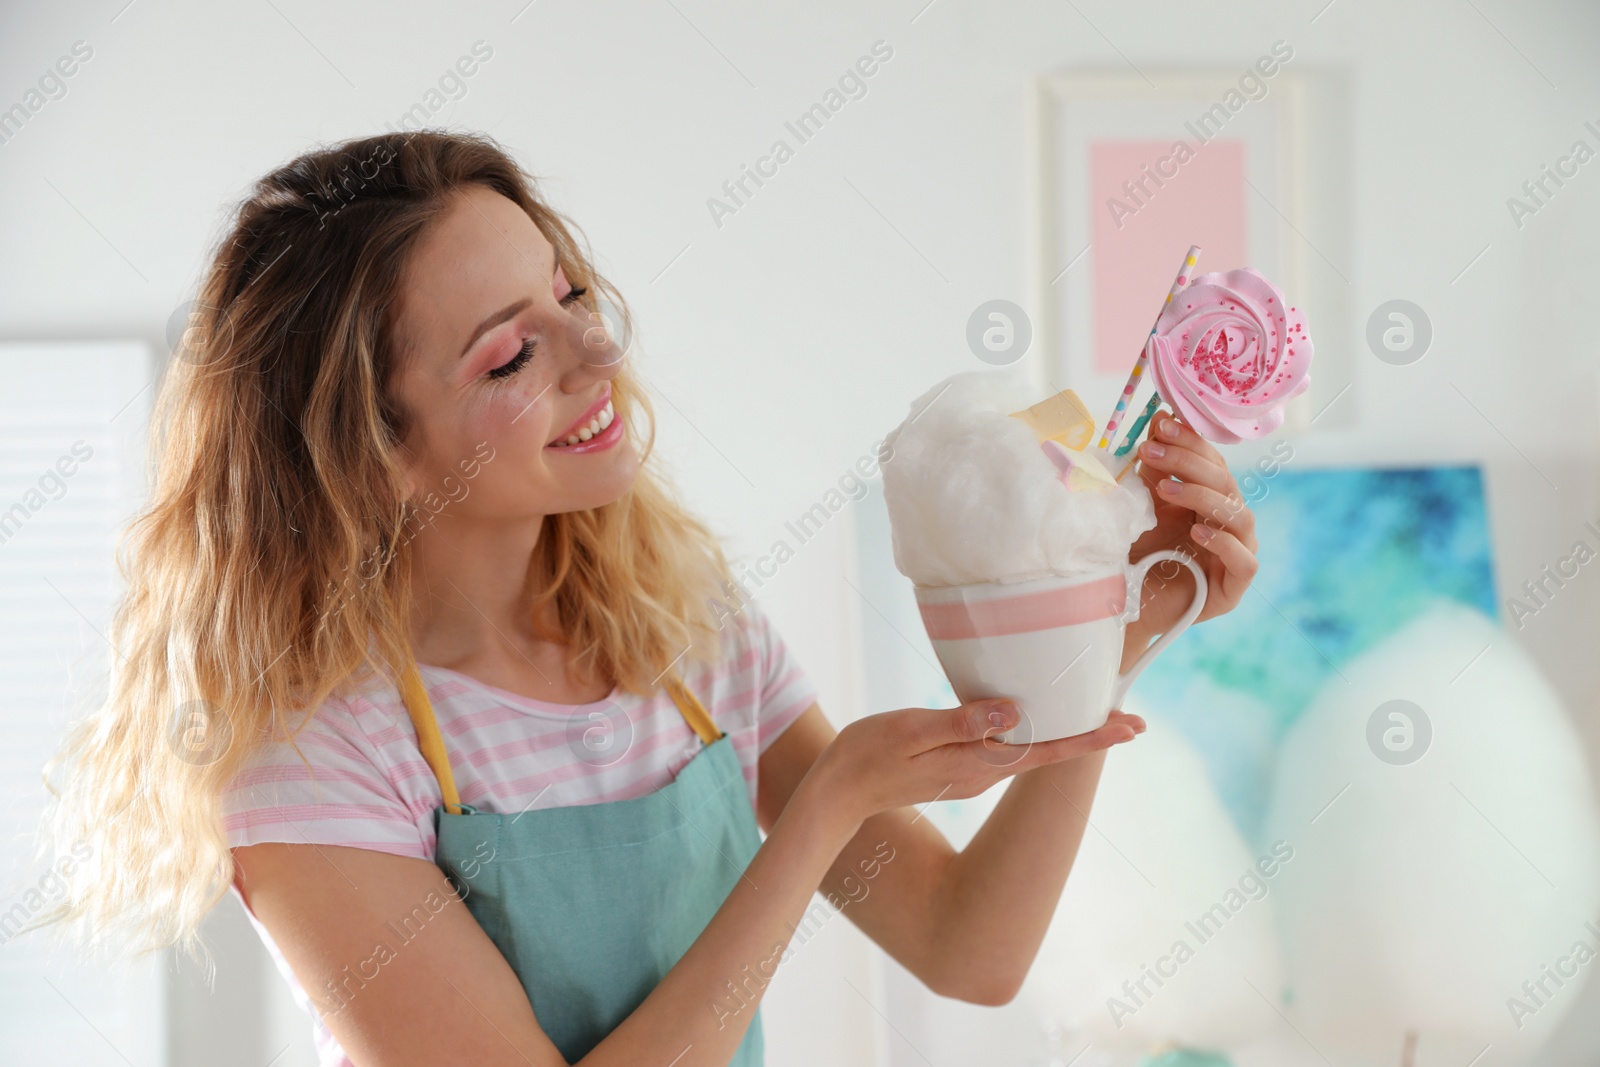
left=547, top=441, right=640, bottom=512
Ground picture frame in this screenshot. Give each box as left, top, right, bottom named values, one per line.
left=1028, top=66, right=1315, bottom=440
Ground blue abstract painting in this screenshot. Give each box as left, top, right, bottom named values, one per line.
left=1133, top=465, right=1498, bottom=843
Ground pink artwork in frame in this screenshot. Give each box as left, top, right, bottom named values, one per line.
left=1089, top=139, right=1248, bottom=376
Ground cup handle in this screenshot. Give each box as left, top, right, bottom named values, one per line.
left=1109, top=549, right=1208, bottom=710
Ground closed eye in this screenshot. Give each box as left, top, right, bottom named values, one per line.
left=484, top=287, right=589, bottom=381
left=486, top=338, right=534, bottom=380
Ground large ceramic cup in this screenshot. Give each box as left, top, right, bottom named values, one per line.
left=913, top=550, right=1207, bottom=744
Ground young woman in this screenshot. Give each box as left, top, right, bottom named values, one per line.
left=43, top=131, right=1259, bottom=1066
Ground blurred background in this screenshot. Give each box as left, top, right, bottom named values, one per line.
left=3, top=1, right=1600, bottom=1065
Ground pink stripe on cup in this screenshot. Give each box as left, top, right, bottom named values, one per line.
left=918, top=574, right=1126, bottom=640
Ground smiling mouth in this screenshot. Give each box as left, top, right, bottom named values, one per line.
left=547, top=389, right=616, bottom=448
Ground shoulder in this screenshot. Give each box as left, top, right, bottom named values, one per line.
left=712, top=594, right=791, bottom=660
left=693, top=597, right=818, bottom=752
left=233, top=683, right=411, bottom=779
left=724, top=598, right=811, bottom=688
left=698, top=596, right=779, bottom=696
left=222, top=681, right=437, bottom=861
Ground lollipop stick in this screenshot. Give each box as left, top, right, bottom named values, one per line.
left=1095, top=245, right=1201, bottom=452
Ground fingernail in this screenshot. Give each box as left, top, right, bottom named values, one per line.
left=1142, top=442, right=1166, bottom=459
left=1158, top=419, right=1180, bottom=441
left=989, top=702, right=1017, bottom=727
left=1192, top=524, right=1214, bottom=542
left=1159, top=478, right=1180, bottom=495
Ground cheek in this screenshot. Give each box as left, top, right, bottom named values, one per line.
left=464, top=373, right=559, bottom=453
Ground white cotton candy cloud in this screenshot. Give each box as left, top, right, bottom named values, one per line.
left=1021, top=707, right=1287, bottom=1050
left=880, top=370, right=1156, bottom=588
left=1265, top=602, right=1600, bottom=1065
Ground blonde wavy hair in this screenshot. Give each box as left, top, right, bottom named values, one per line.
left=38, top=130, right=741, bottom=958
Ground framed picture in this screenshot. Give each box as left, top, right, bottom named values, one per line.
left=1028, top=65, right=1314, bottom=439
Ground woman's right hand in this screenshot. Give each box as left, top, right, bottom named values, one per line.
left=813, top=699, right=1144, bottom=821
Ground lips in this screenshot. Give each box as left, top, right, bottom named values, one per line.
left=547, top=386, right=613, bottom=447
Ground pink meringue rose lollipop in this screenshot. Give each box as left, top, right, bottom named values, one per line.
left=1144, top=268, right=1312, bottom=444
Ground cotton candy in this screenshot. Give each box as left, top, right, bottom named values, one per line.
left=1021, top=708, right=1287, bottom=1050
left=1264, top=602, right=1600, bottom=1063
left=880, top=370, right=1156, bottom=588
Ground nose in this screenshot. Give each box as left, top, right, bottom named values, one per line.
left=552, top=297, right=627, bottom=388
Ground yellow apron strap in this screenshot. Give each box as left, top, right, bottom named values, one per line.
left=399, top=657, right=717, bottom=816
left=664, top=673, right=723, bottom=745
left=398, top=659, right=464, bottom=816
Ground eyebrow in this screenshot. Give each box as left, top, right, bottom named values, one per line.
left=458, top=245, right=562, bottom=359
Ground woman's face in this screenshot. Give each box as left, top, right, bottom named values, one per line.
left=388, top=185, right=638, bottom=525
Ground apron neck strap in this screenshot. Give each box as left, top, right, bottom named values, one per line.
left=399, top=659, right=463, bottom=816
left=661, top=674, right=724, bottom=745
left=397, top=660, right=725, bottom=816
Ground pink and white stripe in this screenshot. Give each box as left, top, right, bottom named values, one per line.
left=221, top=599, right=819, bottom=1067
left=916, top=573, right=1126, bottom=640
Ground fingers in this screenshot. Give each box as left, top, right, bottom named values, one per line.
left=1138, top=434, right=1233, bottom=496
left=906, top=710, right=1146, bottom=805
left=1138, top=411, right=1258, bottom=548
left=926, top=705, right=1145, bottom=759
left=1190, top=524, right=1259, bottom=593
left=905, top=698, right=1017, bottom=752
left=965, top=710, right=1146, bottom=770
left=1015, top=712, right=1143, bottom=764
left=1154, top=477, right=1256, bottom=542
left=1150, top=410, right=1225, bottom=469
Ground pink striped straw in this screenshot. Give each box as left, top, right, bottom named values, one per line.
left=1095, top=245, right=1201, bottom=452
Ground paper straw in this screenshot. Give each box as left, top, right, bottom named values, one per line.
left=1112, top=392, right=1162, bottom=458
left=1095, top=245, right=1201, bottom=452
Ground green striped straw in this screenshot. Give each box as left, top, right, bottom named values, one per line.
left=1113, top=391, right=1163, bottom=459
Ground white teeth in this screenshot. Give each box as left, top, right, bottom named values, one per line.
left=553, top=400, right=614, bottom=447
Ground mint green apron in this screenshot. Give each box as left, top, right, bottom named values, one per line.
left=398, top=663, right=765, bottom=1064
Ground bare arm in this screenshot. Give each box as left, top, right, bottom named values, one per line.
left=756, top=701, right=1141, bottom=1006
left=915, top=630, right=1156, bottom=1001
left=233, top=843, right=565, bottom=1065
left=234, top=765, right=860, bottom=1067
left=234, top=696, right=1091, bottom=1064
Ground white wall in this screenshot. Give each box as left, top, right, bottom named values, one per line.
left=3, top=0, right=1600, bottom=1063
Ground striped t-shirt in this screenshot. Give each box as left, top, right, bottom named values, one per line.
left=222, top=599, right=818, bottom=1066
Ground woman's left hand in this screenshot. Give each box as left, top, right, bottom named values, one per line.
left=1124, top=408, right=1259, bottom=638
